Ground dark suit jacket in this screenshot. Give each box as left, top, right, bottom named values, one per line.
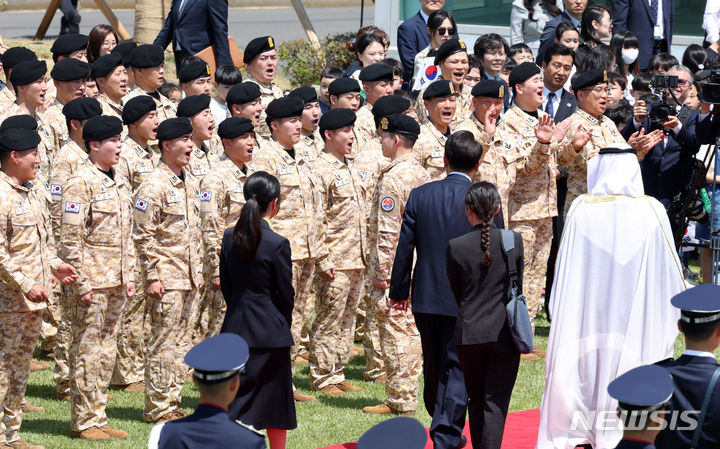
left=154, top=404, right=266, bottom=449
left=535, top=11, right=577, bottom=65
left=547, top=88, right=577, bottom=123
left=611, top=0, right=673, bottom=70
left=656, top=354, right=720, bottom=449
left=446, top=225, right=523, bottom=346
left=219, top=220, right=294, bottom=348
left=398, top=12, right=431, bottom=86
left=614, top=441, right=656, bottom=449
left=154, top=0, right=233, bottom=65
left=390, top=173, right=502, bottom=317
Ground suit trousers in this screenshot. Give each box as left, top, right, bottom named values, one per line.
left=456, top=340, right=520, bottom=449
left=414, top=313, right=468, bottom=449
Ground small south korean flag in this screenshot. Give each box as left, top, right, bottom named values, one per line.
left=134, top=197, right=148, bottom=212
left=200, top=191, right=212, bottom=202
left=64, top=201, right=80, bottom=213
left=50, top=184, right=62, bottom=195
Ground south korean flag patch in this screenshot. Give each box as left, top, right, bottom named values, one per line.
left=200, top=191, right=212, bottom=202
left=134, top=197, right=149, bottom=212
left=50, top=184, right=62, bottom=196
left=64, top=201, right=80, bottom=213
left=62, top=201, right=82, bottom=225
left=381, top=197, right=395, bottom=212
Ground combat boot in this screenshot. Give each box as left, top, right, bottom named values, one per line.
left=71, top=426, right=110, bottom=441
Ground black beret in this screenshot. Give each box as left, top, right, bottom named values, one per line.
left=82, top=116, right=123, bottom=142
left=129, top=44, right=165, bottom=69
left=423, top=80, right=455, bottom=99
left=122, top=95, right=157, bottom=125
left=265, top=96, right=304, bottom=125
left=91, top=53, right=124, bottom=79
left=226, top=82, right=262, bottom=107
left=1, top=47, right=37, bottom=70
left=328, top=77, right=361, bottom=96
left=51, top=34, right=89, bottom=56
left=319, top=108, right=356, bottom=135
left=288, top=86, right=318, bottom=104
left=471, top=79, right=506, bottom=98
left=0, top=115, right=37, bottom=131
left=0, top=128, right=41, bottom=152
left=218, top=117, right=254, bottom=139
left=112, top=41, right=137, bottom=66
left=51, top=58, right=90, bottom=82
left=62, top=97, right=102, bottom=121
left=157, top=117, right=193, bottom=141
left=10, top=60, right=47, bottom=87
left=571, top=69, right=608, bottom=92
left=178, top=60, right=211, bottom=84
left=509, top=62, right=542, bottom=88
left=177, top=94, right=211, bottom=118
left=379, top=113, right=420, bottom=139
left=372, top=95, right=411, bottom=128
left=359, top=63, right=393, bottom=82
left=434, top=38, right=468, bottom=65
left=243, top=36, right=276, bottom=63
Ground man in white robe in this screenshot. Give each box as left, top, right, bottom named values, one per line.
left=535, top=145, right=685, bottom=449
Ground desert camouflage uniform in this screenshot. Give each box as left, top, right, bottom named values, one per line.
left=0, top=86, right=15, bottom=111
left=58, top=163, right=135, bottom=432
left=40, top=99, right=69, bottom=153
left=97, top=94, right=123, bottom=120
left=205, top=134, right=224, bottom=158
left=122, top=88, right=176, bottom=122
left=309, top=151, right=367, bottom=390
left=0, top=171, right=62, bottom=445
left=368, top=153, right=429, bottom=412
left=133, top=162, right=203, bottom=422
left=110, top=136, right=161, bottom=387
left=297, top=129, right=323, bottom=156
left=494, top=106, right=578, bottom=321
left=0, top=107, right=55, bottom=183
left=251, top=137, right=326, bottom=373
left=354, top=103, right=376, bottom=146
left=563, top=109, right=627, bottom=213
left=416, top=85, right=472, bottom=125
left=197, top=156, right=252, bottom=341
left=245, top=75, right=284, bottom=137
left=416, top=121, right=452, bottom=181
left=187, top=144, right=221, bottom=179
left=455, top=112, right=494, bottom=181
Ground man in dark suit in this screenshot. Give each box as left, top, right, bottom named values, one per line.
left=397, top=0, right=445, bottom=89
left=535, top=0, right=587, bottom=65
left=655, top=285, right=720, bottom=449
left=611, top=0, right=673, bottom=71
left=390, top=131, right=494, bottom=449
left=154, top=0, right=233, bottom=75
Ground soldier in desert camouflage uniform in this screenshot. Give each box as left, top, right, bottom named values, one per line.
left=110, top=96, right=161, bottom=392
left=355, top=64, right=395, bottom=145
left=226, top=82, right=269, bottom=151
left=308, top=109, right=367, bottom=395
left=59, top=116, right=135, bottom=441
left=133, top=118, right=203, bottom=423
left=250, top=97, right=325, bottom=403
left=328, top=78, right=365, bottom=161
left=178, top=60, right=212, bottom=98
left=243, top=36, right=284, bottom=137
left=288, top=87, right=323, bottom=155
left=363, top=114, right=429, bottom=415
left=197, top=117, right=255, bottom=341
left=122, top=45, right=176, bottom=122
left=0, top=47, right=36, bottom=111
left=93, top=53, right=128, bottom=120
left=0, top=124, right=78, bottom=449
left=176, top=95, right=220, bottom=179
left=41, top=58, right=89, bottom=151
left=416, top=80, right=457, bottom=181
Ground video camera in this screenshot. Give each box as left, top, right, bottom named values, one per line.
left=696, top=69, right=720, bottom=104
left=648, top=74, right=679, bottom=129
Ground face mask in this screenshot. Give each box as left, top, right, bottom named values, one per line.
left=621, top=48, right=639, bottom=65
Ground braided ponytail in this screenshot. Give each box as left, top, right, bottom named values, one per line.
left=464, top=182, right=501, bottom=267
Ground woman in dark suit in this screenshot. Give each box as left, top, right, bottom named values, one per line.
left=445, top=182, right=524, bottom=449
left=219, top=171, right=296, bottom=449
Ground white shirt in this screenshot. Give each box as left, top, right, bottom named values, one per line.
left=684, top=349, right=717, bottom=359
left=542, top=87, right=563, bottom=117
left=704, top=0, right=720, bottom=44
left=210, top=97, right=228, bottom=127
left=448, top=171, right=472, bottom=181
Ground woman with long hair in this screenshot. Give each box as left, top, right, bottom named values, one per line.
left=344, top=27, right=389, bottom=79
left=87, top=24, right=119, bottom=62
left=446, top=182, right=524, bottom=449
left=510, top=0, right=562, bottom=54
left=220, top=171, right=296, bottom=449
left=610, top=30, right=640, bottom=79
left=412, top=10, right=457, bottom=84
left=577, top=4, right=612, bottom=67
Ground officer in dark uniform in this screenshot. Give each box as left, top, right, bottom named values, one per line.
left=607, top=364, right=675, bottom=449
left=147, top=334, right=266, bottom=449
left=357, top=416, right=428, bottom=449
left=655, top=284, right=720, bottom=449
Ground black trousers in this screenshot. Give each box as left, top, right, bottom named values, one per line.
left=456, top=339, right=520, bottom=449
left=414, top=313, right=467, bottom=449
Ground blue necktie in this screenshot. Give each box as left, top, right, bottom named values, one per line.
left=546, top=92, right=556, bottom=119
left=650, top=0, right=659, bottom=25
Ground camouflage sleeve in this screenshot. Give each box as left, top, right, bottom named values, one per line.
left=48, top=157, right=73, bottom=238
left=58, top=177, right=92, bottom=295
left=248, top=151, right=276, bottom=177
left=132, top=183, right=162, bottom=283
left=314, top=168, right=332, bottom=274
left=556, top=124, right=582, bottom=167
left=516, top=140, right=553, bottom=176
left=199, top=174, right=226, bottom=278
left=0, top=207, right=37, bottom=295
left=115, top=156, right=132, bottom=190
left=374, top=175, right=403, bottom=281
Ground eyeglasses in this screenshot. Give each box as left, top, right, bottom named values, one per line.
left=436, top=27, right=456, bottom=36
left=584, top=86, right=610, bottom=95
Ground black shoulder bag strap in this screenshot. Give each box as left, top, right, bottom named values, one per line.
left=501, top=229, right=519, bottom=300
left=691, top=365, right=720, bottom=449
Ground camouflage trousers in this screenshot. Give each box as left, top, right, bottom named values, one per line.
left=39, top=294, right=60, bottom=352
left=69, top=286, right=126, bottom=432
left=353, top=281, right=366, bottom=343
left=509, top=218, right=553, bottom=321
left=54, top=287, right=71, bottom=396
left=290, top=258, right=315, bottom=375
left=143, top=289, right=198, bottom=422
left=309, top=269, right=363, bottom=390
left=371, top=286, right=422, bottom=413
left=361, top=273, right=384, bottom=381
left=0, top=310, right=42, bottom=444
left=193, top=283, right=226, bottom=345
left=112, top=267, right=146, bottom=386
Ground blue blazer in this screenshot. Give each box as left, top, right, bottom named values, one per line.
left=611, top=0, right=673, bottom=70
left=655, top=354, right=720, bottom=449
left=389, top=173, right=473, bottom=317
left=535, top=11, right=577, bottom=65
left=154, top=0, right=233, bottom=66
left=397, top=12, right=431, bottom=86
left=151, top=404, right=266, bottom=449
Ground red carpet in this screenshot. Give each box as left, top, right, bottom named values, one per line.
left=319, top=408, right=540, bottom=449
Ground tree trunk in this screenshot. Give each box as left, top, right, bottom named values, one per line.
left=133, top=0, right=170, bottom=44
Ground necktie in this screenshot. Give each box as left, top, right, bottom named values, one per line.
left=650, top=0, right=659, bottom=25
left=546, top=92, right=556, bottom=119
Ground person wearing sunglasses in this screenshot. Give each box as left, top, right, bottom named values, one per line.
left=411, top=10, right=457, bottom=86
